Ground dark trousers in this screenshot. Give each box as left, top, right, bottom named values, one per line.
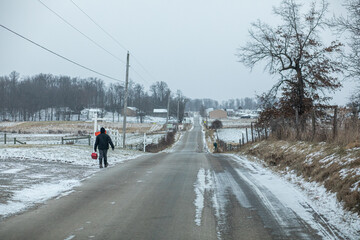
left=99, top=149, right=108, bottom=165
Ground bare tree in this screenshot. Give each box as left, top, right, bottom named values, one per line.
left=150, top=81, right=170, bottom=108
left=331, top=0, right=360, bottom=79
left=237, top=0, right=343, bottom=122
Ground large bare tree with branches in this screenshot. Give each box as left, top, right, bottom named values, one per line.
left=331, top=0, right=360, bottom=79
left=237, top=0, right=343, bottom=122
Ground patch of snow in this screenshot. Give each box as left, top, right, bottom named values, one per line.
left=231, top=154, right=360, bottom=240
left=217, top=128, right=252, bottom=144
left=64, top=235, right=75, bottom=240
left=29, top=174, right=50, bottom=179
left=0, top=180, right=81, bottom=217
left=200, top=120, right=210, bottom=153
left=1, top=168, right=24, bottom=174
left=339, top=168, right=351, bottom=179
left=0, top=145, right=144, bottom=167
left=0, top=122, right=24, bottom=128
left=161, top=131, right=185, bottom=153
left=305, top=151, right=324, bottom=165
left=0, top=144, right=146, bottom=218
left=193, top=168, right=213, bottom=226
left=351, top=180, right=360, bottom=192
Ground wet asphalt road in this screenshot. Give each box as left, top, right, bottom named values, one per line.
left=0, top=118, right=342, bottom=240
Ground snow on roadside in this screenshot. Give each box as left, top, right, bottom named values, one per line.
left=0, top=145, right=144, bottom=166
left=231, top=154, right=360, bottom=239
left=0, top=144, right=146, bottom=219
left=0, top=180, right=81, bottom=216
left=0, top=127, right=186, bottom=219
left=193, top=168, right=213, bottom=226
left=161, top=131, right=185, bottom=153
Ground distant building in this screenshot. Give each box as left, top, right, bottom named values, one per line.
left=122, top=107, right=138, bottom=117
left=80, top=108, right=102, bottom=119
left=209, top=109, right=227, bottom=119
left=153, top=109, right=168, bottom=118
left=225, top=109, right=235, bottom=117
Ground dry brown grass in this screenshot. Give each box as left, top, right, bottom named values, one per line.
left=240, top=140, right=360, bottom=215
left=273, top=118, right=360, bottom=147
left=205, top=129, right=216, bottom=152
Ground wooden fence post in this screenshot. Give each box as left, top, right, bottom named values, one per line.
left=333, top=106, right=338, bottom=140
left=265, top=128, right=268, bottom=139
left=251, top=122, right=254, bottom=143
left=4, top=133, right=6, bottom=144
left=246, top=128, right=248, bottom=144
left=61, top=137, right=64, bottom=145
left=312, top=109, right=316, bottom=140
left=295, top=107, right=300, bottom=139
left=14, top=138, right=16, bottom=144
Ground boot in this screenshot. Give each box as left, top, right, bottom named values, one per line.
left=105, top=162, right=108, bottom=168
left=99, top=163, right=103, bottom=168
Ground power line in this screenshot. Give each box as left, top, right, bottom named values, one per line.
left=130, top=66, right=150, bottom=84
left=69, top=0, right=128, bottom=53
left=0, top=24, right=124, bottom=83
left=38, top=0, right=126, bottom=65
left=68, top=0, right=158, bottom=84
left=131, top=55, right=157, bottom=83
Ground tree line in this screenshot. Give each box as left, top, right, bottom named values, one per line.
left=0, top=71, right=187, bottom=122
left=186, top=98, right=258, bottom=112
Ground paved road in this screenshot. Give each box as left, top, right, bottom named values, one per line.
left=0, top=118, right=342, bottom=240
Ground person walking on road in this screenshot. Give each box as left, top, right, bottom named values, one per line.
left=213, top=141, right=218, bottom=153
left=94, top=127, right=115, bottom=168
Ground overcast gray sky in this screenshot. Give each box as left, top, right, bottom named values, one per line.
left=0, top=0, right=355, bottom=105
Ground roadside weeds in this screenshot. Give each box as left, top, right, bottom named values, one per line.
left=237, top=140, right=360, bottom=216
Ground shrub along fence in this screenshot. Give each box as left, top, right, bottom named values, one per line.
left=145, top=130, right=176, bottom=153
left=263, top=105, right=358, bottom=146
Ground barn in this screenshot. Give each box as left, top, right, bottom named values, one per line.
left=209, top=109, right=227, bottom=119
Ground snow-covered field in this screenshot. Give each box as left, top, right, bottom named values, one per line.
left=0, top=144, right=146, bottom=219
left=217, top=128, right=253, bottom=143
left=0, top=126, right=166, bottom=146
left=0, top=132, right=166, bottom=147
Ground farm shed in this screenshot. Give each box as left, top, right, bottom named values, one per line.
left=153, top=109, right=168, bottom=118
left=123, top=107, right=138, bottom=117
left=209, top=109, right=227, bottom=119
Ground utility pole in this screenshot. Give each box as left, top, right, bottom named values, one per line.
left=166, top=90, right=171, bottom=124
left=177, top=100, right=180, bottom=123
left=122, top=51, right=130, bottom=148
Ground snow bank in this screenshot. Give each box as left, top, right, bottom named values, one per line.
left=0, top=144, right=146, bottom=219
left=231, top=154, right=360, bottom=239
left=0, top=145, right=144, bottom=167
left=0, top=180, right=81, bottom=216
